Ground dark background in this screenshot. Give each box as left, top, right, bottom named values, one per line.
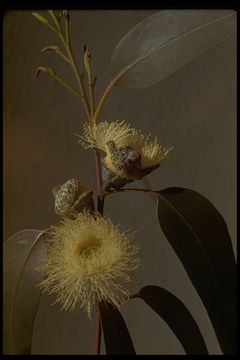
left=3, top=10, right=236, bottom=354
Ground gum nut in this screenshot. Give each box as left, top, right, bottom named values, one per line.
left=102, top=162, right=133, bottom=190
left=106, top=141, right=141, bottom=178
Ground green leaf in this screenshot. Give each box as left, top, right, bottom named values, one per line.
left=32, top=12, right=48, bottom=25
left=47, top=10, right=60, bottom=29
left=35, top=66, right=81, bottom=97
left=41, top=46, right=70, bottom=64
left=32, top=12, right=58, bottom=33
left=3, top=229, right=46, bottom=354
left=36, top=66, right=56, bottom=78
left=99, top=302, right=136, bottom=355
left=157, top=187, right=236, bottom=354
left=134, top=285, right=208, bottom=355
left=111, top=10, right=236, bottom=89
left=41, top=45, right=60, bottom=53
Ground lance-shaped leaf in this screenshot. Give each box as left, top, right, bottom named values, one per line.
left=3, top=229, right=47, bottom=354
left=111, top=10, right=236, bottom=89
left=157, top=187, right=236, bottom=354
left=32, top=12, right=48, bottom=25
left=134, top=285, right=208, bottom=355
left=99, top=301, right=136, bottom=355
left=32, top=12, right=58, bottom=33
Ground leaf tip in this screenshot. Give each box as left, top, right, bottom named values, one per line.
left=32, top=12, right=48, bottom=25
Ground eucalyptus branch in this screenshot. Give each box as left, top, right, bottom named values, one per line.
left=33, top=10, right=91, bottom=121
left=5, top=10, right=235, bottom=356
left=56, top=16, right=91, bottom=120
left=58, top=12, right=103, bottom=354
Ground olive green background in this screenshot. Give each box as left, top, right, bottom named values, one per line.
left=3, top=10, right=236, bottom=354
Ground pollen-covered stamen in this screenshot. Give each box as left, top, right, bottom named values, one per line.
left=75, top=237, right=102, bottom=258
left=141, top=139, right=173, bottom=169
left=79, top=120, right=173, bottom=185
left=37, top=211, right=140, bottom=318
left=78, top=120, right=143, bottom=153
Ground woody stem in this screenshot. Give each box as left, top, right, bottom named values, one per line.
left=95, top=309, right=102, bottom=355
left=55, top=12, right=91, bottom=121
left=93, top=148, right=105, bottom=214
left=85, top=53, right=104, bottom=354
left=93, top=149, right=104, bottom=355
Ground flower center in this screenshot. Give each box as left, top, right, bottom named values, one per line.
left=76, top=237, right=102, bottom=258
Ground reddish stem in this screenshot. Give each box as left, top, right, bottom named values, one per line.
left=93, top=147, right=105, bottom=354
left=95, top=309, right=102, bottom=355
left=93, top=147, right=105, bottom=214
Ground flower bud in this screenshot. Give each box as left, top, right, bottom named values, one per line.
left=52, top=179, right=94, bottom=219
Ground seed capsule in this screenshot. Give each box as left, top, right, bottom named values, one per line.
left=103, top=141, right=160, bottom=190
left=102, top=161, right=134, bottom=190
left=106, top=141, right=142, bottom=178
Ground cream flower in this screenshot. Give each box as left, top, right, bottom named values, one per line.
left=81, top=120, right=145, bottom=153
left=79, top=121, right=172, bottom=184
left=38, top=211, right=139, bottom=318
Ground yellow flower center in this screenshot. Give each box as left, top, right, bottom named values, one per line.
left=76, top=237, right=103, bottom=258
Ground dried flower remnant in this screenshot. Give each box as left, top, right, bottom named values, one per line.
left=38, top=212, right=140, bottom=318
left=80, top=120, right=172, bottom=189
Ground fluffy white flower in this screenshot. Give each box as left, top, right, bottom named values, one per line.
left=38, top=212, right=139, bottom=318
left=79, top=121, right=172, bottom=181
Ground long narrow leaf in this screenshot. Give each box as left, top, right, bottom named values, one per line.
left=157, top=187, right=236, bottom=354
left=3, top=229, right=46, bottom=354
left=99, top=301, right=136, bottom=355
left=111, top=10, right=236, bottom=89
left=135, top=285, right=208, bottom=355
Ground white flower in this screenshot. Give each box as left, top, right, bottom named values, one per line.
left=79, top=120, right=172, bottom=182
left=38, top=212, right=139, bottom=318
